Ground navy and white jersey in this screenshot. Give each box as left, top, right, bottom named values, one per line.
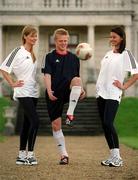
left=96, top=49, right=138, bottom=102
left=0, top=46, right=39, bottom=100
left=43, top=49, right=80, bottom=91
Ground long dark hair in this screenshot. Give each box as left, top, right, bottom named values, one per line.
left=111, top=26, right=126, bottom=53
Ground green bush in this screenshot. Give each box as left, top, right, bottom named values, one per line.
left=0, top=97, right=11, bottom=132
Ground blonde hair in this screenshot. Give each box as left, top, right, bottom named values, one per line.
left=21, top=25, right=37, bottom=62
left=53, top=28, right=69, bottom=40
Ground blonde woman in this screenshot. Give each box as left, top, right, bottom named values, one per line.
left=0, top=25, right=39, bottom=165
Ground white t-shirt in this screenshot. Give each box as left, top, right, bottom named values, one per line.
left=96, top=49, right=138, bottom=102
left=0, top=46, right=39, bottom=100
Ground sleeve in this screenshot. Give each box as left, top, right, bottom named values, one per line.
left=0, top=47, right=21, bottom=74
left=43, top=54, right=52, bottom=75
left=124, top=50, right=138, bottom=75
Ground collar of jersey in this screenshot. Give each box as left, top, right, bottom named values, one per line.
left=56, top=50, right=68, bottom=56
left=21, top=45, right=31, bottom=55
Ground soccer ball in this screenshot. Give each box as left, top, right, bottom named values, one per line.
left=75, top=43, right=92, bottom=61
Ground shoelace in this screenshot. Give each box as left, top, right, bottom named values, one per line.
left=110, top=156, right=122, bottom=164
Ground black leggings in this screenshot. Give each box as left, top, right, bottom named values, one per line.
left=18, top=97, right=39, bottom=151
left=97, top=96, right=119, bottom=149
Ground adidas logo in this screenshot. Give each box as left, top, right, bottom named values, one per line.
left=71, top=100, right=76, bottom=102
left=56, top=59, right=60, bottom=63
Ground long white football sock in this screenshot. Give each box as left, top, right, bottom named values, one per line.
left=67, top=86, right=81, bottom=115
left=53, top=129, right=68, bottom=157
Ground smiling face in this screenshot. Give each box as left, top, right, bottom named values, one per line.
left=55, top=34, right=69, bottom=53
left=110, top=32, right=123, bottom=51
left=22, top=26, right=38, bottom=46
left=24, top=32, right=38, bottom=46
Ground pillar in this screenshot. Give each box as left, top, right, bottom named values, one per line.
left=125, top=25, right=132, bottom=51
left=125, top=25, right=136, bottom=97
left=86, top=25, right=96, bottom=97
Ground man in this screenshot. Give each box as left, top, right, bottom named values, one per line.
left=43, top=28, right=85, bottom=165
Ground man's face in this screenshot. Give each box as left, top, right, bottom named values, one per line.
left=55, top=34, right=69, bottom=52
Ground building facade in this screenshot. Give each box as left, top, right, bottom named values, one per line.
left=0, top=0, right=138, bottom=97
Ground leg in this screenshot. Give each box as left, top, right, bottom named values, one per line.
left=104, top=100, right=123, bottom=166
left=52, top=118, right=69, bottom=165
left=18, top=97, right=39, bottom=165
left=16, top=113, right=30, bottom=165
left=18, top=97, right=39, bottom=151
left=97, top=97, right=122, bottom=167
left=66, top=77, right=82, bottom=126
left=97, top=97, right=119, bottom=149
left=20, top=114, right=30, bottom=150
left=46, top=93, right=69, bottom=164
left=104, top=99, right=119, bottom=149
left=19, top=98, right=38, bottom=150
left=97, top=96, right=105, bottom=122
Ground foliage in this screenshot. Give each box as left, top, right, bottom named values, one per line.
left=0, top=97, right=11, bottom=132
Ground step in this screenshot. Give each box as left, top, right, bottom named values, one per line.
left=15, top=97, right=103, bottom=135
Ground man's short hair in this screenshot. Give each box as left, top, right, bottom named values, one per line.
left=53, top=28, right=69, bottom=39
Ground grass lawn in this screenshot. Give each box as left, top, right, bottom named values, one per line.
left=120, top=137, right=138, bottom=149
left=115, top=97, right=138, bottom=149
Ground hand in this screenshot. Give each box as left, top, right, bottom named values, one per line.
left=79, top=89, right=86, bottom=100
left=113, top=80, right=124, bottom=90
left=48, top=91, right=58, bottom=101
left=11, top=80, right=24, bottom=88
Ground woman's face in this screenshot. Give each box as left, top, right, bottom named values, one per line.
left=24, top=32, right=38, bottom=46
left=109, top=32, right=123, bottom=47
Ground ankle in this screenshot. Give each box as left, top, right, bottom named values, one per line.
left=27, top=151, right=34, bottom=158
left=19, top=150, right=26, bottom=158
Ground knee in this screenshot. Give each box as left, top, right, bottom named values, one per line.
left=32, top=118, right=39, bottom=130
left=102, top=121, right=112, bottom=130
left=52, top=119, right=61, bottom=131
left=71, top=77, right=82, bottom=86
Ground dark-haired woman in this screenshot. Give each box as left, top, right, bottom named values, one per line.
left=96, top=26, right=138, bottom=167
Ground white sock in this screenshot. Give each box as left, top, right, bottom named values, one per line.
left=67, top=86, right=81, bottom=115
left=19, top=150, right=26, bottom=159
left=27, top=151, right=34, bottom=158
left=111, top=148, right=121, bottom=158
left=53, top=129, right=68, bottom=157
